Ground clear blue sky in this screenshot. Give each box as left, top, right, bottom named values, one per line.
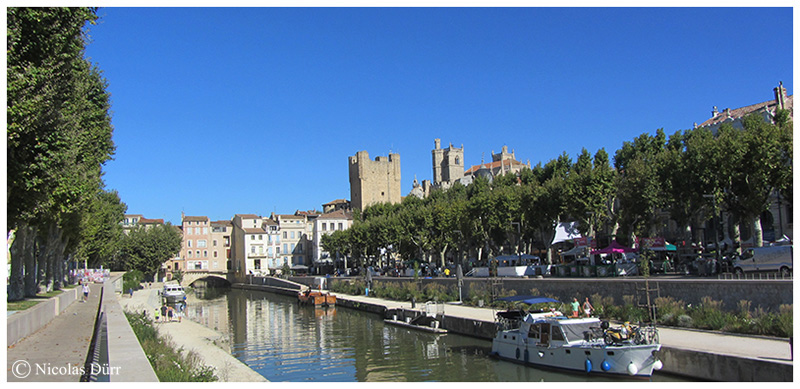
left=83, top=7, right=794, bottom=225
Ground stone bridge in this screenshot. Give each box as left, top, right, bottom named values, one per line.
left=180, top=270, right=233, bottom=287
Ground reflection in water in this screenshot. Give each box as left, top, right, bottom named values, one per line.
left=185, top=288, right=686, bottom=382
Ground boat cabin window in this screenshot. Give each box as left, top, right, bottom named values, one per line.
left=539, top=323, right=551, bottom=346
left=528, top=324, right=541, bottom=339
left=551, top=327, right=565, bottom=341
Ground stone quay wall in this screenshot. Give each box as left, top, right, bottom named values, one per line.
left=291, top=276, right=792, bottom=312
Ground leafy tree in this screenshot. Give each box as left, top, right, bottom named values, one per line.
left=719, top=114, right=793, bottom=247
left=7, top=7, right=115, bottom=299
left=75, top=189, right=127, bottom=268
left=119, top=224, right=182, bottom=280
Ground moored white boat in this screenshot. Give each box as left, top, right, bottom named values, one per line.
left=162, top=283, right=186, bottom=303
left=490, top=298, right=663, bottom=377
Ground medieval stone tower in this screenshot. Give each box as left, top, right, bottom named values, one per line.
left=348, top=150, right=402, bottom=211
left=432, top=138, right=464, bottom=186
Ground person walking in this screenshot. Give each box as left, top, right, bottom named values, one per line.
left=583, top=297, right=594, bottom=317
left=167, top=306, right=174, bottom=322
left=160, top=304, right=168, bottom=323
left=82, top=281, right=90, bottom=303
left=154, top=307, right=161, bottom=323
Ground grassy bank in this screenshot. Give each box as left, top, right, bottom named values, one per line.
left=125, top=310, right=218, bottom=382
left=330, top=279, right=793, bottom=338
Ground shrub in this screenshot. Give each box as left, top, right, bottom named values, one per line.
left=123, top=270, right=144, bottom=292
left=677, top=314, right=693, bottom=327
left=776, top=304, right=793, bottom=338
left=125, top=311, right=217, bottom=382
left=691, top=296, right=729, bottom=330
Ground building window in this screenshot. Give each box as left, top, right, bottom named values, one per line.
left=283, top=231, right=287, bottom=239
left=322, top=223, right=327, bottom=231
left=198, top=240, right=207, bottom=248
left=187, top=251, right=193, bottom=258
left=203, top=227, right=208, bottom=235
left=213, top=240, right=217, bottom=246
left=187, top=240, right=192, bottom=248
left=203, top=250, right=208, bottom=257
left=214, top=251, right=218, bottom=258
left=283, top=244, right=287, bottom=253
left=259, top=235, right=263, bottom=240
left=338, top=223, right=343, bottom=230
left=196, top=250, right=200, bottom=257
left=254, top=259, right=261, bottom=270
left=290, top=231, right=295, bottom=239
left=251, top=246, right=256, bottom=254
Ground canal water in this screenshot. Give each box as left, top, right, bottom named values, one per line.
left=185, top=287, right=688, bottom=382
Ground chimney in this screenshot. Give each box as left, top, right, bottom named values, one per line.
left=774, top=81, right=787, bottom=111
left=725, top=108, right=731, bottom=118
left=712, top=106, right=718, bottom=118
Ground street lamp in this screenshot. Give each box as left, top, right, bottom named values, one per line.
left=452, top=230, right=464, bottom=303
left=703, top=194, right=721, bottom=266
left=511, top=222, right=521, bottom=263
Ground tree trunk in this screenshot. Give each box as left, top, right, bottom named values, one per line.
left=732, top=222, right=742, bottom=254
left=8, top=226, right=33, bottom=301
left=36, top=228, right=49, bottom=293
left=753, top=216, right=764, bottom=248
left=25, top=229, right=40, bottom=297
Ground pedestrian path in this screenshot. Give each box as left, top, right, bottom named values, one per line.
left=7, top=283, right=102, bottom=382
left=334, top=292, right=793, bottom=364
left=121, top=283, right=267, bottom=382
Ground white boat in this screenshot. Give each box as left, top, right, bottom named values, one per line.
left=162, top=283, right=186, bottom=303
left=490, top=302, right=663, bottom=377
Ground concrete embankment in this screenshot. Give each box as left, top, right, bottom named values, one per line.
left=120, top=283, right=267, bottom=382
left=232, top=279, right=792, bottom=382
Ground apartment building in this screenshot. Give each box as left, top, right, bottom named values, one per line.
left=210, top=219, right=232, bottom=271
left=182, top=215, right=212, bottom=272
left=313, top=209, right=353, bottom=263
left=272, top=213, right=310, bottom=268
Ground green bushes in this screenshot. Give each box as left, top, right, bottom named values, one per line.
left=330, top=279, right=793, bottom=338
left=125, top=311, right=217, bottom=382
left=122, top=270, right=144, bottom=292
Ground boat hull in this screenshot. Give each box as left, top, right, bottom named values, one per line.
left=298, top=292, right=336, bottom=307
left=491, top=333, right=662, bottom=377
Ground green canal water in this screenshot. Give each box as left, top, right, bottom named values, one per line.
left=185, top=287, right=689, bottom=382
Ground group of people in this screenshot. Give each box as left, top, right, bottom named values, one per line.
left=154, top=299, right=186, bottom=323
left=570, top=297, right=594, bottom=318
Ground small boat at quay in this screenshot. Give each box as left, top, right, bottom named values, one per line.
left=161, top=282, right=186, bottom=303
left=490, top=296, right=663, bottom=377
left=298, top=288, right=336, bottom=307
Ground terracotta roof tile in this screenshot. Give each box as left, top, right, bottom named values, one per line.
left=318, top=209, right=353, bottom=220
left=698, top=95, right=793, bottom=128
left=183, top=215, right=209, bottom=222
left=244, top=228, right=267, bottom=234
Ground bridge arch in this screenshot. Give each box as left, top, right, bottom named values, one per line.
left=182, top=272, right=232, bottom=288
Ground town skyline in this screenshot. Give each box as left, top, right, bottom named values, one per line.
left=82, top=7, right=794, bottom=225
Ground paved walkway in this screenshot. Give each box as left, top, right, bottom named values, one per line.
left=333, top=292, right=793, bottom=364
left=120, top=283, right=267, bottom=382
left=7, top=283, right=102, bottom=382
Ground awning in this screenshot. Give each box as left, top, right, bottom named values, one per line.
left=592, top=240, right=636, bottom=254
left=496, top=296, right=560, bottom=305
left=291, top=264, right=309, bottom=270
left=551, top=222, right=582, bottom=245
